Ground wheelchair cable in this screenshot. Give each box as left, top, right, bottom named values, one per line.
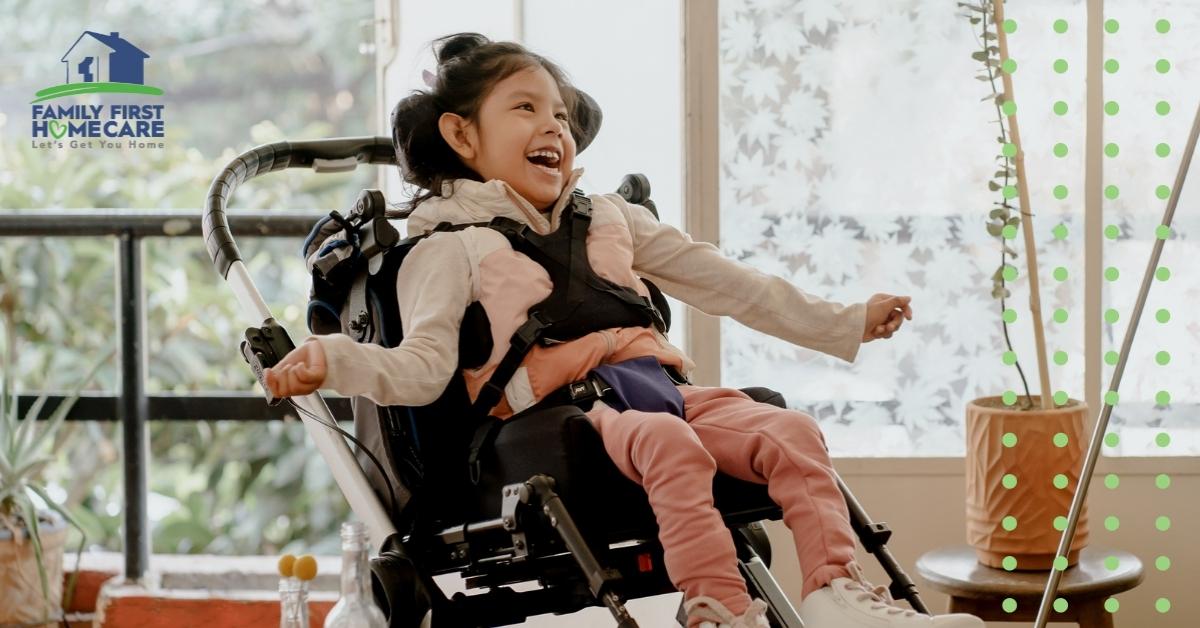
left=286, top=398, right=402, bottom=524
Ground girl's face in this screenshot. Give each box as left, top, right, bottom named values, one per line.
left=439, top=65, right=576, bottom=211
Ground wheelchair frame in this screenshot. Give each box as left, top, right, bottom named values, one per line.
left=203, top=136, right=932, bottom=627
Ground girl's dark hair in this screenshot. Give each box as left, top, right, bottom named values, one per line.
left=390, top=32, right=601, bottom=210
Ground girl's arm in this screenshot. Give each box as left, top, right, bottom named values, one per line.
left=609, top=194, right=867, bottom=364
left=305, top=232, right=473, bottom=406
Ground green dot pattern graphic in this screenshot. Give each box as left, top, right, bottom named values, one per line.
left=1005, top=19, right=1178, bottom=620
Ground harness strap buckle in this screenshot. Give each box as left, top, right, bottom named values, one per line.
left=512, top=312, right=549, bottom=350
left=570, top=190, right=592, bottom=218
left=567, top=375, right=609, bottom=402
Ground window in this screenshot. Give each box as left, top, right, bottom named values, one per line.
left=712, top=0, right=1196, bottom=456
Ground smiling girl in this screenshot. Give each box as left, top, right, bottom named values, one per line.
left=265, top=32, right=978, bottom=628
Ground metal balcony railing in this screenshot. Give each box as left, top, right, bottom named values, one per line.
left=0, top=209, right=347, bottom=580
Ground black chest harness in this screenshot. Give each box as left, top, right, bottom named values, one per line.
left=465, top=190, right=666, bottom=419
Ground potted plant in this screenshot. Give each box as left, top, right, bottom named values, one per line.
left=1, top=287, right=110, bottom=626
left=959, top=0, right=1089, bottom=570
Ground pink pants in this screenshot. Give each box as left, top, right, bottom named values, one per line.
left=585, top=385, right=855, bottom=622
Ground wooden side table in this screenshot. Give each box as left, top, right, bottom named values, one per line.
left=915, top=545, right=1144, bottom=627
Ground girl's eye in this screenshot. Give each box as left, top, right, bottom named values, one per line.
left=517, top=103, right=568, bottom=121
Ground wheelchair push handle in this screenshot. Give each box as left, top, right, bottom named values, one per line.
left=201, top=136, right=401, bottom=551
left=202, top=136, right=397, bottom=279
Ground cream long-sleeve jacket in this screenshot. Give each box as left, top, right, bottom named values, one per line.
left=306, top=168, right=867, bottom=418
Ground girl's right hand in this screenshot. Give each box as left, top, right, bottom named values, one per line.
left=862, top=293, right=912, bottom=342
left=263, top=339, right=328, bottom=398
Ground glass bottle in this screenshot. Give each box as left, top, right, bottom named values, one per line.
left=279, top=575, right=309, bottom=628
left=323, top=521, right=387, bottom=628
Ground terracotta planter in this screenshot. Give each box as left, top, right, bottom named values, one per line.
left=965, top=395, right=1090, bottom=570
left=0, top=513, right=67, bottom=627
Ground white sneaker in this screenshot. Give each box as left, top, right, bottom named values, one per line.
left=797, top=562, right=984, bottom=627
left=682, top=596, right=770, bottom=628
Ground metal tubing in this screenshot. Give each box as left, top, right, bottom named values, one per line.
left=224, top=259, right=396, bottom=549
left=117, top=231, right=149, bottom=581
left=0, top=210, right=319, bottom=238
left=199, top=139, right=399, bottom=551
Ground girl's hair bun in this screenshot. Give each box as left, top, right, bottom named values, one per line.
left=435, top=32, right=490, bottom=66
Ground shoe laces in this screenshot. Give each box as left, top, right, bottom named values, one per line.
left=843, top=561, right=919, bottom=617
left=684, top=596, right=769, bottom=627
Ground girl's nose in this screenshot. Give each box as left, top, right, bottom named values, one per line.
left=539, top=114, right=563, bottom=135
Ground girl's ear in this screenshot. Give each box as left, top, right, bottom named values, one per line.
left=438, top=112, right=477, bottom=161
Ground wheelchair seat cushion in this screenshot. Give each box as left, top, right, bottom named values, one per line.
left=469, top=404, right=781, bottom=544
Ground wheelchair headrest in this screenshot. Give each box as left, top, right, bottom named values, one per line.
left=569, top=88, right=602, bottom=154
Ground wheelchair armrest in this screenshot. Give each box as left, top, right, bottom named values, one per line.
left=739, top=386, right=786, bottom=409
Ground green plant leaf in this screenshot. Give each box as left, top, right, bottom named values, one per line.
left=27, top=483, right=87, bottom=611
left=23, top=348, right=113, bottom=460
left=1, top=315, right=16, bottom=451
left=12, top=456, right=52, bottom=483
left=0, top=448, right=14, bottom=478
left=11, top=392, right=50, bottom=460
left=20, top=495, right=52, bottom=610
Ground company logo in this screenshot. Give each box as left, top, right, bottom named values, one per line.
left=30, top=31, right=166, bottom=149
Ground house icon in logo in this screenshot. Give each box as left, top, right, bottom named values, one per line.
left=60, top=31, right=149, bottom=85
left=31, top=30, right=162, bottom=103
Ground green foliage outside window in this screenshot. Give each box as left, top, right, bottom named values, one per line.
left=2, top=0, right=380, bottom=556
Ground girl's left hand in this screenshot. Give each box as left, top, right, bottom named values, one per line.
left=862, top=293, right=913, bottom=342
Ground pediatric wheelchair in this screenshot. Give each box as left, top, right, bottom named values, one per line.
left=202, top=135, right=932, bottom=627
